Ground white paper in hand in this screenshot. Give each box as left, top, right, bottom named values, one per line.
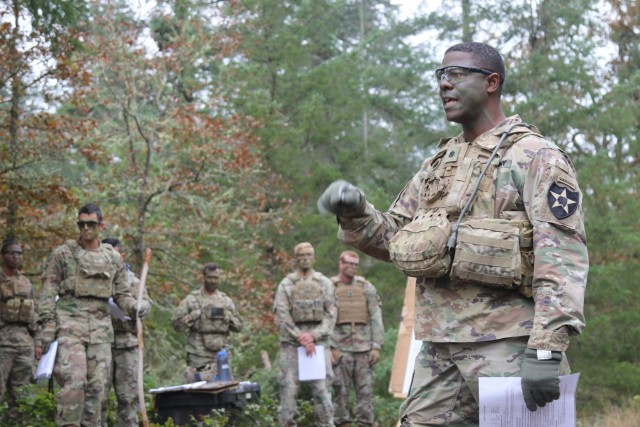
left=297, top=345, right=326, bottom=381
left=479, top=373, right=579, bottom=427
left=34, top=340, right=58, bottom=382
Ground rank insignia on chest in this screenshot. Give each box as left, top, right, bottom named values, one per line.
left=347, top=291, right=353, bottom=297
left=548, top=182, right=579, bottom=219
left=444, top=146, right=461, bottom=163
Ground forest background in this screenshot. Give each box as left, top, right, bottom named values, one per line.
left=0, top=0, right=638, bottom=425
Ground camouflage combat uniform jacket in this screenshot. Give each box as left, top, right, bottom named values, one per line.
left=172, top=287, right=243, bottom=358
left=112, top=268, right=151, bottom=349
left=274, top=270, right=337, bottom=346
left=330, top=275, right=384, bottom=353
left=338, top=116, right=588, bottom=352
left=36, top=240, right=139, bottom=347
left=0, top=269, right=37, bottom=347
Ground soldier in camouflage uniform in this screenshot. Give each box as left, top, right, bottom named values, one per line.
left=330, top=250, right=384, bottom=427
left=100, top=237, right=151, bottom=427
left=35, top=204, right=148, bottom=427
left=273, top=242, right=336, bottom=427
left=0, top=240, right=37, bottom=421
left=172, top=262, right=243, bottom=380
left=318, top=42, right=588, bottom=426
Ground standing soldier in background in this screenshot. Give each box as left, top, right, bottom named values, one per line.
left=35, top=203, right=149, bottom=427
left=330, top=250, right=384, bottom=427
left=100, top=237, right=152, bottom=427
left=172, top=263, right=243, bottom=381
left=273, top=242, right=336, bottom=427
left=0, top=240, right=37, bottom=421
left=318, top=42, right=588, bottom=426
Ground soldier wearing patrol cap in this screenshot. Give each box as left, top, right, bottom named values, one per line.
left=330, top=250, right=384, bottom=427
left=318, top=42, right=588, bottom=427
left=273, top=242, right=337, bottom=427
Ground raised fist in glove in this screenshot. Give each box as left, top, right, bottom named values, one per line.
left=520, top=348, right=562, bottom=411
left=368, top=348, right=381, bottom=365
left=317, top=180, right=365, bottom=217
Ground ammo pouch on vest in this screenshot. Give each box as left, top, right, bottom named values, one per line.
left=202, top=333, right=225, bottom=352
left=335, top=281, right=368, bottom=325
left=0, top=277, right=34, bottom=323
left=0, top=298, right=34, bottom=323
left=291, top=277, right=324, bottom=323
left=388, top=209, right=452, bottom=278
left=450, top=218, right=533, bottom=297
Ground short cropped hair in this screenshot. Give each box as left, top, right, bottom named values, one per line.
left=1, top=239, right=19, bottom=254
left=202, top=262, right=219, bottom=275
left=339, top=250, right=359, bottom=262
left=445, top=42, right=505, bottom=88
left=294, top=242, right=314, bottom=255
left=78, top=203, right=103, bottom=222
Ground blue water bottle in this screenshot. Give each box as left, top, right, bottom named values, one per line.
left=216, top=348, right=232, bottom=381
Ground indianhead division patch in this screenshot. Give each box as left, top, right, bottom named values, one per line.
left=548, top=182, right=579, bottom=219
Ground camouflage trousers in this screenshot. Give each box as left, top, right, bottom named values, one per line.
left=278, top=342, right=334, bottom=427
left=0, top=345, right=34, bottom=419
left=101, top=346, right=139, bottom=427
left=399, top=337, right=570, bottom=427
left=53, top=337, right=111, bottom=427
left=332, top=350, right=374, bottom=426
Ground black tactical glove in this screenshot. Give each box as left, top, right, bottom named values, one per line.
left=136, top=303, right=150, bottom=319
left=520, top=348, right=562, bottom=411
left=317, top=180, right=365, bottom=217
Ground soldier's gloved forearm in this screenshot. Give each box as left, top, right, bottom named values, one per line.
left=136, top=303, right=151, bottom=319
left=317, top=180, right=366, bottom=218
left=520, top=348, right=562, bottom=411
left=368, top=348, right=381, bottom=365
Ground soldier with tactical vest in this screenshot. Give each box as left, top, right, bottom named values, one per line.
left=172, top=262, right=243, bottom=380
left=35, top=204, right=148, bottom=427
left=318, top=42, right=588, bottom=427
left=0, top=240, right=37, bottom=421
left=330, top=250, right=384, bottom=427
left=100, top=237, right=151, bottom=427
left=273, top=242, right=337, bottom=427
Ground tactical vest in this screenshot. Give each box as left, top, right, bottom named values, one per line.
left=59, top=240, right=117, bottom=300
left=389, top=124, right=539, bottom=296
left=332, top=276, right=368, bottom=325
left=289, top=272, right=325, bottom=323
left=199, top=303, right=229, bottom=334
left=0, top=274, right=34, bottom=324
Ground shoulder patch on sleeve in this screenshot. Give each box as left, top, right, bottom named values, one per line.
left=547, top=182, right=580, bottom=219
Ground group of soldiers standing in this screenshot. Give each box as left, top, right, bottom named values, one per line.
left=0, top=204, right=384, bottom=427
left=273, top=242, right=385, bottom=427
left=0, top=204, right=152, bottom=426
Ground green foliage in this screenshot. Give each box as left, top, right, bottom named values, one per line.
left=568, top=262, right=640, bottom=416
left=0, top=384, right=56, bottom=427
